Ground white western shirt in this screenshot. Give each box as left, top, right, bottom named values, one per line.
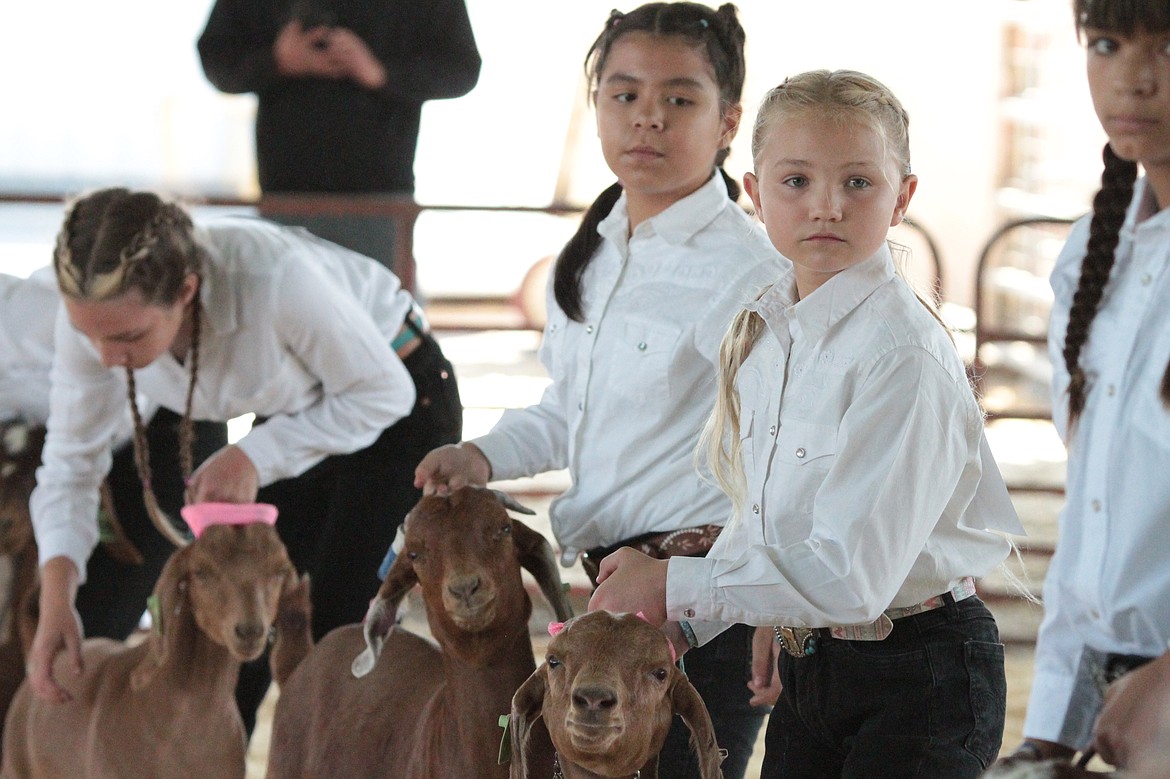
left=473, top=173, right=781, bottom=563
left=0, top=269, right=59, bottom=424
left=32, top=217, right=417, bottom=575
left=668, top=246, right=1018, bottom=645
left=1025, top=179, right=1170, bottom=746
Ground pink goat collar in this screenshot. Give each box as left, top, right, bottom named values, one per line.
left=179, top=502, right=278, bottom=538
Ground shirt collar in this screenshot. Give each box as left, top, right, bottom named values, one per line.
left=192, top=225, right=235, bottom=337
left=787, top=244, right=895, bottom=343
left=1127, top=177, right=1170, bottom=233
left=597, top=170, right=729, bottom=249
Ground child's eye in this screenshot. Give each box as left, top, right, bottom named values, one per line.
left=782, top=176, right=808, bottom=189
left=1087, top=35, right=1119, bottom=55
left=846, top=177, right=871, bottom=190
left=614, top=92, right=636, bottom=103
left=667, top=96, right=692, bottom=107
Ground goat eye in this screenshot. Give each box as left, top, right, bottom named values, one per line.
left=652, top=668, right=668, bottom=682
left=406, top=551, right=419, bottom=561
left=546, top=655, right=561, bottom=669
left=192, top=567, right=212, bottom=580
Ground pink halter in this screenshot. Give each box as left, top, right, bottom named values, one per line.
left=179, top=502, right=278, bottom=538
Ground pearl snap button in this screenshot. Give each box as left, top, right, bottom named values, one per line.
left=795, top=447, right=806, bottom=458
left=638, top=341, right=647, bottom=351
left=769, top=425, right=776, bottom=436
left=1091, top=499, right=1101, bottom=512
left=752, top=504, right=760, bottom=514
left=684, top=609, right=696, bottom=618
left=586, top=325, right=594, bottom=334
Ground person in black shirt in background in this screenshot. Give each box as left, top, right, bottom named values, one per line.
left=197, top=0, right=481, bottom=277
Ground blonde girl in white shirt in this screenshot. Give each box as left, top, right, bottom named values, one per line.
left=592, top=69, right=1021, bottom=777
left=1004, top=0, right=1170, bottom=770
left=412, top=4, right=779, bottom=776
left=27, top=188, right=462, bottom=735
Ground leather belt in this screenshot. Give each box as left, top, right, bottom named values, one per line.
left=774, top=576, right=978, bottom=658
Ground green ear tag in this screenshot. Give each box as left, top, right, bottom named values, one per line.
left=497, top=714, right=511, bottom=765
left=146, top=594, right=162, bottom=636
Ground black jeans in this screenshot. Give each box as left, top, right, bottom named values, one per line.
left=235, top=332, right=462, bottom=733
left=762, top=595, right=1006, bottom=778
left=75, top=409, right=227, bottom=640
left=658, top=622, right=770, bottom=779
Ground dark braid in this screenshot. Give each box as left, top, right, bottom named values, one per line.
left=554, top=2, right=748, bottom=322
left=1062, top=143, right=1137, bottom=423
left=124, top=295, right=202, bottom=546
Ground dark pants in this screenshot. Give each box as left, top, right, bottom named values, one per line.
left=234, top=332, right=462, bottom=733
left=762, top=595, right=1006, bottom=778
left=657, top=622, right=770, bottom=779
left=75, top=410, right=227, bottom=640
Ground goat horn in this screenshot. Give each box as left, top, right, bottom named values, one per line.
left=491, top=489, right=536, bottom=516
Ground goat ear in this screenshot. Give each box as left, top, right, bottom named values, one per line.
left=130, top=544, right=194, bottom=691
left=270, top=572, right=312, bottom=687
left=512, top=520, right=573, bottom=622
left=509, top=665, right=548, bottom=779
left=351, top=550, right=417, bottom=678
left=491, top=489, right=536, bottom=515
left=670, top=671, right=724, bottom=779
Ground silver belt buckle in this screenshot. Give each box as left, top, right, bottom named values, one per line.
left=774, top=626, right=818, bottom=658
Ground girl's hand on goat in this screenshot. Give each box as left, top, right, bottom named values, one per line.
left=27, top=556, right=85, bottom=704
left=588, top=547, right=668, bottom=626
left=748, top=625, right=782, bottom=706
left=414, top=443, right=491, bottom=496
left=1093, top=651, right=1170, bottom=771
left=186, top=445, right=260, bottom=504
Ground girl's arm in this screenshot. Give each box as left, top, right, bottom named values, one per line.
left=669, top=345, right=976, bottom=630
left=231, top=259, right=414, bottom=486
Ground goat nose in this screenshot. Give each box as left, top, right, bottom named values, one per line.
left=235, top=622, right=266, bottom=643
left=447, top=577, right=481, bottom=604
left=572, top=684, right=618, bottom=712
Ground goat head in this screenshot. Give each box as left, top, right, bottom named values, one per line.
left=353, top=486, right=572, bottom=677
left=510, top=610, right=722, bottom=779
left=131, top=522, right=298, bottom=690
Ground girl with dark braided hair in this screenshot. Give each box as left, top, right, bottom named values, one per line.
left=1002, top=0, right=1170, bottom=771
left=27, top=188, right=462, bottom=738
left=412, top=4, right=776, bottom=775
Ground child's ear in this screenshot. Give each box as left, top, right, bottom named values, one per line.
left=719, top=102, right=743, bottom=148
left=743, top=171, right=763, bottom=219
left=890, top=174, right=918, bottom=227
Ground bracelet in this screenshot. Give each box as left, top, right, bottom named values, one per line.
left=1011, top=742, right=1044, bottom=762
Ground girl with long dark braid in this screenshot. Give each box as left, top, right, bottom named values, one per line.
left=1003, top=0, right=1170, bottom=770
left=412, top=4, right=778, bottom=775
left=28, top=188, right=462, bottom=738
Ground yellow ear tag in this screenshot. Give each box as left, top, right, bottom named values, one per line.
left=497, top=714, right=511, bottom=765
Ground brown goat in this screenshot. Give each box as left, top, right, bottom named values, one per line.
left=510, top=610, right=724, bottom=779
left=0, top=522, right=306, bottom=779
left=0, top=421, right=46, bottom=737
left=266, top=486, right=574, bottom=779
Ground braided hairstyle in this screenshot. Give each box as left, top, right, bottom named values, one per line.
left=1066, top=0, right=1170, bottom=422
left=53, top=188, right=205, bottom=544
left=554, top=2, right=747, bottom=322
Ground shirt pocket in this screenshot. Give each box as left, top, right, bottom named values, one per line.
left=615, top=317, right=683, bottom=405
left=770, top=419, right=838, bottom=544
